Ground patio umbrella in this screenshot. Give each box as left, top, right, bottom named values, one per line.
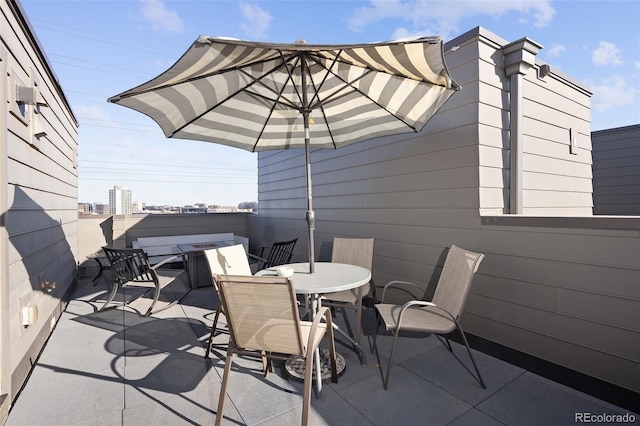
left=108, top=36, right=459, bottom=273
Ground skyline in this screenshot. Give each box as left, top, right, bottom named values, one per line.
left=20, top=0, right=640, bottom=205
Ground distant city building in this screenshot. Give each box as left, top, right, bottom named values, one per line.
left=108, top=185, right=132, bottom=214
left=77, top=203, right=92, bottom=214
left=132, top=200, right=144, bottom=213
left=206, top=205, right=237, bottom=213
left=94, top=203, right=109, bottom=215
left=238, top=201, right=258, bottom=211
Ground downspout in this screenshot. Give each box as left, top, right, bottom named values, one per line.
left=502, top=38, right=542, bottom=214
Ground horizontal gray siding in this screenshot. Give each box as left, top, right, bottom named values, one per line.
left=592, top=125, right=640, bottom=215
left=255, top=27, right=639, bottom=393
left=1, top=0, right=79, bottom=406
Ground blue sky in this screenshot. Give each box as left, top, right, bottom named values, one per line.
left=20, top=0, right=640, bottom=206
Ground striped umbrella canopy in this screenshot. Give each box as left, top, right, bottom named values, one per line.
left=108, top=36, right=459, bottom=272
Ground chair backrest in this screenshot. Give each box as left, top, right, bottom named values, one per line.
left=432, top=245, right=484, bottom=320
left=102, top=247, right=155, bottom=284
left=203, top=244, right=252, bottom=277
left=215, top=274, right=305, bottom=356
left=331, top=237, right=374, bottom=270
left=264, top=238, right=298, bottom=269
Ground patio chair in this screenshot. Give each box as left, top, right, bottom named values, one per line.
left=101, top=247, right=188, bottom=316
left=214, top=274, right=338, bottom=426
left=373, top=244, right=486, bottom=390
left=202, top=244, right=252, bottom=358
left=250, top=237, right=298, bottom=271
left=322, top=237, right=375, bottom=344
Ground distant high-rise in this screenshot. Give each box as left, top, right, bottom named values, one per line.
left=108, top=185, right=132, bottom=214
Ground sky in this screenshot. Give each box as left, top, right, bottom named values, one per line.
left=19, top=0, right=640, bottom=206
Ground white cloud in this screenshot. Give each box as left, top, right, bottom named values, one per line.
left=547, top=43, right=566, bottom=57
left=239, top=2, right=272, bottom=39
left=634, top=61, right=640, bottom=69
left=348, top=0, right=555, bottom=39
left=592, top=41, right=623, bottom=66
left=139, top=0, right=184, bottom=33
left=590, top=75, right=637, bottom=112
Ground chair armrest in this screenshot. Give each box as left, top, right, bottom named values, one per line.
left=380, top=280, right=426, bottom=303
left=396, top=300, right=457, bottom=327
left=306, top=307, right=333, bottom=351
left=247, top=253, right=267, bottom=264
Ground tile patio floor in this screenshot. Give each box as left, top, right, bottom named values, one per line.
left=6, top=269, right=638, bottom=425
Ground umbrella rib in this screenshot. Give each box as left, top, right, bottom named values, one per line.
left=301, top=50, right=343, bottom=149
left=304, top=50, right=422, bottom=130
left=306, top=54, right=421, bottom=147
left=170, top=53, right=301, bottom=138
left=250, top=52, right=302, bottom=152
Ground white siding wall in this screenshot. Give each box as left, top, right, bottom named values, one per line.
left=1, top=0, right=79, bottom=409
left=520, top=67, right=593, bottom=215
left=474, top=29, right=593, bottom=215
left=253, top=27, right=640, bottom=393
left=592, top=124, right=640, bottom=215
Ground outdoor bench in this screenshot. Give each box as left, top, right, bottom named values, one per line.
left=132, top=233, right=248, bottom=266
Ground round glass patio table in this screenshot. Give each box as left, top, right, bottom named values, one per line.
left=256, top=262, right=371, bottom=390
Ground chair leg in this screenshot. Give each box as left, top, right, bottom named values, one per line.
left=443, top=334, right=453, bottom=351
left=144, top=281, right=161, bottom=316
left=302, top=346, right=315, bottom=426
left=456, top=326, right=486, bottom=389
left=371, top=316, right=380, bottom=354
left=383, top=327, right=401, bottom=390
left=215, top=344, right=234, bottom=426
left=354, top=295, right=363, bottom=344
left=101, top=281, right=119, bottom=311
left=205, top=306, right=222, bottom=358
left=370, top=310, right=383, bottom=354
left=327, top=322, right=338, bottom=384
left=260, top=351, right=272, bottom=377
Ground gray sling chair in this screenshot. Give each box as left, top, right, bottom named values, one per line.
left=214, top=274, right=338, bottom=426
left=202, top=244, right=252, bottom=358
left=373, top=245, right=486, bottom=390
left=321, top=237, right=375, bottom=344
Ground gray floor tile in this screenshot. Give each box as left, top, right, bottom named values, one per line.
left=402, top=339, right=524, bottom=405
left=259, top=390, right=375, bottom=426
left=6, top=370, right=124, bottom=426
left=448, top=408, right=506, bottom=426
left=477, top=372, right=638, bottom=426
left=341, top=367, right=472, bottom=426
left=7, top=275, right=635, bottom=426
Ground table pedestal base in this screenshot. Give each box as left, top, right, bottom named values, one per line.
left=284, top=349, right=346, bottom=381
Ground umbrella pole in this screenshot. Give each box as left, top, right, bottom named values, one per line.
left=301, top=56, right=315, bottom=274
left=304, top=122, right=315, bottom=274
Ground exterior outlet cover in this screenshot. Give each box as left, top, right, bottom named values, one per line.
left=21, top=305, right=38, bottom=327
left=570, top=128, right=578, bottom=155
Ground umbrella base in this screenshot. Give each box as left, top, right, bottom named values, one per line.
left=284, top=349, right=346, bottom=381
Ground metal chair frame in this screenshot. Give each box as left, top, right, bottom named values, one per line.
left=214, top=274, right=337, bottom=426
left=373, top=245, right=486, bottom=390
left=251, top=238, right=298, bottom=270
left=101, top=247, right=185, bottom=316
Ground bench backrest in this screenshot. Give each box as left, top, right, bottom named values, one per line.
left=134, top=233, right=246, bottom=264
